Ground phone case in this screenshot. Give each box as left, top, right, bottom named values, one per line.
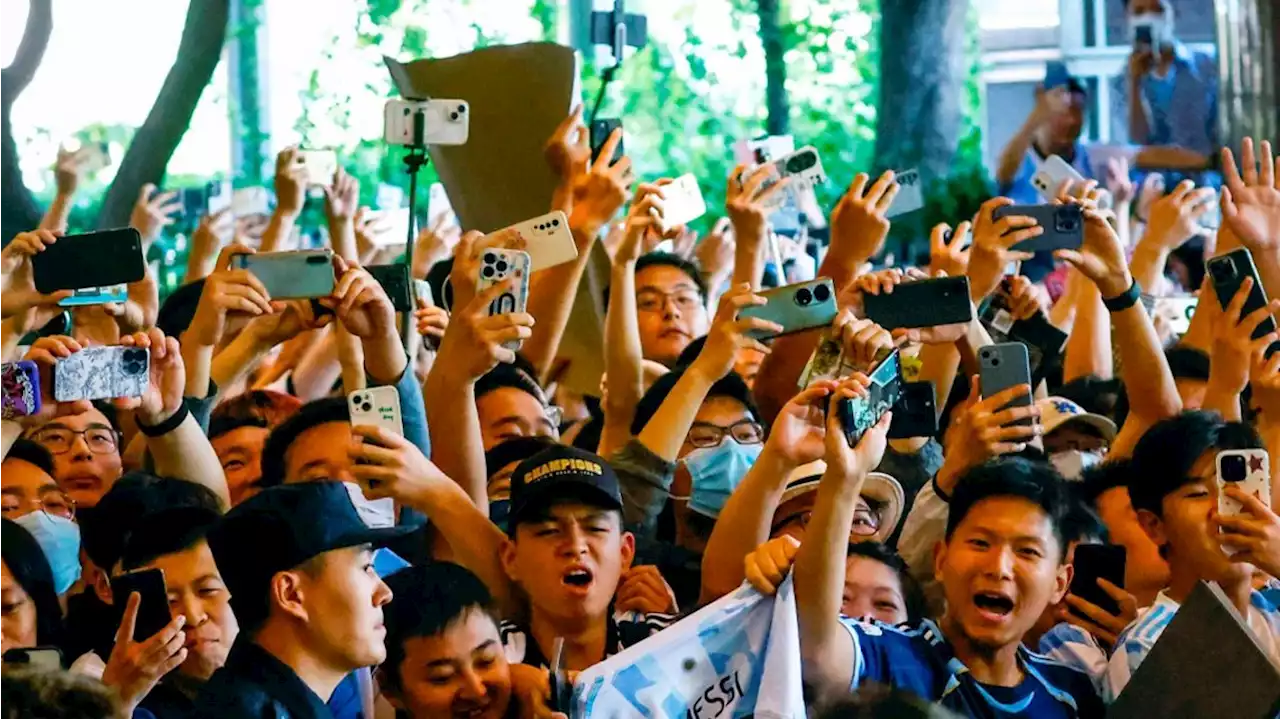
left=979, top=343, right=1033, bottom=424
left=348, top=386, right=403, bottom=437
left=991, top=204, right=1084, bottom=253
left=486, top=211, right=577, bottom=272
left=590, top=118, right=624, bottom=163
left=54, top=346, right=149, bottom=402
left=1208, top=249, right=1279, bottom=355
left=383, top=99, right=469, bottom=146
left=231, top=250, right=336, bottom=299
left=2, top=361, right=41, bottom=420
left=296, top=150, right=337, bottom=186
left=1217, top=449, right=1270, bottom=519
left=656, top=174, right=707, bottom=232
left=773, top=146, right=826, bottom=186
left=864, top=276, right=972, bottom=329
left=980, top=289, right=1068, bottom=384
left=837, top=350, right=902, bottom=446
left=476, top=249, right=531, bottom=350
left=739, top=278, right=838, bottom=339
left=1031, top=155, right=1085, bottom=201
left=367, top=264, right=413, bottom=314
left=32, top=228, right=145, bottom=294
left=111, top=568, right=171, bottom=641
left=888, top=380, right=938, bottom=440
left=58, top=284, right=129, bottom=308
left=1069, top=545, right=1126, bottom=616
left=1, top=647, right=63, bottom=671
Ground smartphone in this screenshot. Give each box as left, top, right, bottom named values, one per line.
left=54, top=346, right=149, bottom=402
left=486, top=211, right=577, bottom=272
left=549, top=636, right=572, bottom=713
left=111, top=568, right=171, bottom=642
left=230, top=250, right=336, bottom=299
left=32, top=228, right=145, bottom=294
left=179, top=181, right=230, bottom=218
left=980, top=285, right=1068, bottom=382
left=863, top=276, right=972, bottom=329
left=367, top=264, right=413, bottom=314
left=888, top=380, right=938, bottom=440
left=231, top=187, right=272, bottom=217
left=979, top=343, right=1033, bottom=425
left=1069, top=544, right=1127, bottom=616
left=2, top=361, right=41, bottom=420
left=1207, top=248, right=1280, bottom=357
left=1031, top=155, right=1084, bottom=202
left=836, top=349, right=902, bottom=446
left=772, top=146, right=827, bottom=188
left=57, top=283, right=129, bottom=308
left=348, top=386, right=403, bottom=437
left=295, top=149, right=338, bottom=187
left=991, top=204, right=1084, bottom=253
left=1155, top=296, right=1198, bottom=335
left=383, top=99, right=470, bottom=146
left=1217, top=449, right=1270, bottom=519
left=885, top=168, right=924, bottom=219
left=2, top=646, right=63, bottom=670
left=739, top=278, right=838, bottom=339
left=590, top=117, right=624, bottom=164
left=655, top=173, right=707, bottom=232
left=476, top=249, right=532, bottom=350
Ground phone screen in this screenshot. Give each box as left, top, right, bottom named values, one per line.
left=111, top=568, right=171, bottom=642
left=1069, top=544, right=1126, bottom=616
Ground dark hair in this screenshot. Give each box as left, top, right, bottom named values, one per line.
left=1075, top=458, right=1132, bottom=509
left=605, top=251, right=709, bottom=307
left=846, top=542, right=927, bottom=624
left=629, top=365, right=759, bottom=436
left=944, top=458, right=1071, bottom=560
left=1, top=520, right=64, bottom=650
left=484, top=436, right=556, bottom=481
left=1128, top=411, right=1262, bottom=516
left=79, top=473, right=223, bottom=570
left=89, top=401, right=121, bottom=433
left=1062, top=498, right=1110, bottom=546
left=1055, top=375, right=1128, bottom=426
left=1, top=666, right=123, bottom=719
left=815, top=683, right=961, bottom=719
left=155, top=278, right=206, bottom=339
left=208, top=390, right=304, bottom=441
left=118, top=507, right=223, bottom=572
left=381, top=562, right=498, bottom=692
left=258, top=397, right=350, bottom=487
left=474, top=361, right=547, bottom=406
left=1165, top=346, right=1211, bottom=382
left=3, top=439, right=56, bottom=476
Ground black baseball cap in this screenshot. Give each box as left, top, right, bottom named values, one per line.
left=507, top=446, right=623, bottom=535
left=207, top=482, right=413, bottom=615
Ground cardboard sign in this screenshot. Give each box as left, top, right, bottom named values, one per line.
left=885, top=168, right=924, bottom=218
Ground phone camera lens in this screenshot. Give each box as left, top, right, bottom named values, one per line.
left=552, top=219, right=560, bottom=227
left=482, top=266, right=495, bottom=278
left=1221, top=455, right=1247, bottom=483
left=795, top=288, right=813, bottom=307
left=990, top=357, right=1002, bottom=368
left=785, top=153, right=816, bottom=174
left=361, top=402, right=372, bottom=412
left=455, top=104, right=466, bottom=114
left=812, top=284, right=831, bottom=302
left=1210, top=258, right=1237, bottom=283
left=483, top=252, right=496, bottom=264
left=449, top=112, right=460, bottom=121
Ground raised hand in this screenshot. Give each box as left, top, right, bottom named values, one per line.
left=544, top=104, right=591, bottom=183
left=689, top=283, right=779, bottom=382
left=348, top=424, right=447, bottom=506
left=54, top=145, right=95, bottom=196
left=413, top=301, right=449, bottom=345
left=246, top=299, right=332, bottom=349
left=1104, top=156, right=1135, bottom=206
left=833, top=314, right=894, bottom=371
left=616, top=182, right=666, bottom=266
left=1217, top=486, right=1280, bottom=580
left=413, top=211, right=463, bottom=278
left=117, top=328, right=185, bottom=426
left=1220, top=138, right=1279, bottom=251
left=828, top=171, right=899, bottom=266
left=928, top=221, right=971, bottom=279
left=1207, top=277, right=1280, bottom=400
left=569, top=127, right=630, bottom=239
left=1054, top=205, right=1132, bottom=298
left=274, top=147, right=308, bottom=217
left=938, top=380, right=1041, bottom=488
left=435, top=279, right=535, bottom=380
left=100, top=593, right=187, bottom=714
left=967, top=197, right=1040, bottom=302
left=766, top=380, right=839, bottom=466
left=615, top=565, right=679, bottom=614
left=1, top=230, right=73, bottom=319
left=1142, top=179, right=1215, bottom=251
left=823, top=374, right=890, bottom=480
left=323, top=166, right=361, bottom=225
left=185, top=244, right=274, bottom=347
left=1004, top=274, right=1050, bottom=321
left=187, top=209, right=235, bottom=281
left=19, top=336, right=94, bottom=426
left=726, top=163, right=790, bottom=245
left=745, top=535, right=801, bottom=596
left=130, top=184, right=182, bottom=246
left=1249, top=345, right=1280, bottom=426
left=449, top=230, right=504, bottom=313
left=694, top=217, right=735, bottom=284
left=1057, top=579, right=1139, bottom=649
left=322, top=259, right=396, bottom=341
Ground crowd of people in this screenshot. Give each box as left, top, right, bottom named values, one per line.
left=3, top=0, right=1279, bottom=717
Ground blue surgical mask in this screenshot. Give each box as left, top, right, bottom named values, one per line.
left=681, top=441, right=762, bottom=518
left=489, top=499, right=511, bottom=533
left=14, top=512, right=82, bottom=595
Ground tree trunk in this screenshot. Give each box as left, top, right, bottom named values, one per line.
left=1, top=0, right=53, bottom=243
left=872, top=0, right=970, bottom=183
left=758, top=0, right=789, bottom=136
left=96, top=0, right=232, bottom=229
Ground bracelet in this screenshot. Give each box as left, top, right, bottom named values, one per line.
left=136, top=402, right=190, bottom=438
left=1102, top=278, right=1142, bottom=313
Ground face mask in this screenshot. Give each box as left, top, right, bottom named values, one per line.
left=489, top=499, right=511, bottom=534
left=1131, top=12, right=1172, bottom=49
left=14, top=512, right=82, bottom=595
left=1050, top=449, right=1103, bottom=480
left=681, top=441, right=762, bottom=518
left=343, top=482, right=396, bottom=529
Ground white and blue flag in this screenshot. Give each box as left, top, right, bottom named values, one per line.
left=572, top=576, right=804, bottom=718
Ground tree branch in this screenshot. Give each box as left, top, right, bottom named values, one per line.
left=1, top=0, right=53, bottom=242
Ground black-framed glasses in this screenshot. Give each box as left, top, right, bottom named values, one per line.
left=687, top=420, right=765, bottom=448
left=32, top=427, right=119, bottom=455
left=772, top=506, right=880, bottom=536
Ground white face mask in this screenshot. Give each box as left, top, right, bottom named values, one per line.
left=1050, top=449, right=1104, bottom=480
left=1131, top=12, right=1173, bottom=50
left=343, top=482, right=396, bottom=528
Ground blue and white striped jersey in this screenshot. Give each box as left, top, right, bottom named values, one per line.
left=1038, top=622, right=1109, bottom=695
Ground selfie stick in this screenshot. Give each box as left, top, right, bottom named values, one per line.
left=588, top=0, right=645, bottom=123
left=400, top=107, right=431, bottom=349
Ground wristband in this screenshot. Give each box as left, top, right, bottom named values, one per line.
left=136, top=401, right=190, bottom=438
left=1102, top=278, right=1142, bottom=313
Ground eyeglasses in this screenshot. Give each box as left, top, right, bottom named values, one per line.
left=636, top=289, right=702, bottom=313
left=772, top=506, right=880, bottom=537
left=32, top=427, right=118, bottom=455
left=687, top=420, right=765, bottom=448
left=0, top=494, right=76, bottom=521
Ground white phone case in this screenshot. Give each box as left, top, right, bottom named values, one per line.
left=348, top=386, right=403, bottom=437
left=486, top=211, right=577, bottom=272
left=475, top=249, right=531, bottom=350
left=383, top=99, right=470, bottom=146
left=655, top=174, right=707, bottom=232
left=762, top=146, right=826, bottom=210
left=1155, top=297, right=1198, bottom=335
left=1217, top=449, right=1270, bottom=519
left=1031, top=155, right=1084, bottom=201
left=296, top=150, right=337, bottom=187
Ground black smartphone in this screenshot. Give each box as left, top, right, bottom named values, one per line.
left=111, top=568, right=171, bottom=642
left=864, top=276, right=972, bottom=329
left=1207, top=248, right=1280, bottom=357
left=979, top=343, right=1034, bottom=426
left=836, top=349, right=902, bottom=446
left=590, top=118, right=624, bottom=164
left=32, top=228, right=146, bottom=294
left=991, top=204, right=1084, bottom=253
left=888, top=380, right=938, bottom=440
left=1069, top=544, right=1126, bottom=616
left=980, top=284, right=1068, bottom=383
left=1134, top=24, right=1153, bottom=47
left=2, top=646, right=63, bottom=670
left=367, top=263, right=413, bottom=314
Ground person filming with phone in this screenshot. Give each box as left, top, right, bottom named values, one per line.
left=995, top=68, right=1093, bottom=205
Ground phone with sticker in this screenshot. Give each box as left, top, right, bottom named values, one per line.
left=2, top=361, right=41, bottom=420
left=476, top=248, right=531, bottom=324
left=54, top=346, right=149, bottom=402
left=836, top=348, right=902, bottom=447
left=485, top=211, right=577, bottom=272
left=654, top=174, right=707, bottom=232
left=1217, top=449, right=1270, bottom=520
left=885, top=168, right=925, bottom=219
left=348, top=386, right=403, bottom=437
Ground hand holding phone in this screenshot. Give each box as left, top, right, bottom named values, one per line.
left=110, top=568, right=172, bottom=642
left=2, top=361, right=41, bottom=420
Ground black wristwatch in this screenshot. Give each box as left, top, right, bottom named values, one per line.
left=1102, top=278, right=1142, bottom=313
